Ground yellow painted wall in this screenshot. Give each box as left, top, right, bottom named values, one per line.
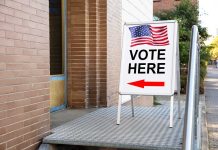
left=50, top=75, right=65, bottom=107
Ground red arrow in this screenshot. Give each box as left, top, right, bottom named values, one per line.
left=128, top=80, right=165, bottom=88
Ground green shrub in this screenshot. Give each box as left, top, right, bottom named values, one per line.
left=156, top=0, right=211, bottom=94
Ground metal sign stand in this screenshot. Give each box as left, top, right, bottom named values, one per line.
left=117, top=95, right=122, bottom=125
left=117, top=94, right=176, bottom=128
left=117, top=95, right=135, bottom=125
left=169, top=95, right=174, bottom=128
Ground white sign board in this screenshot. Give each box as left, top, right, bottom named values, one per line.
left=119, top=21, right=178, bottom=96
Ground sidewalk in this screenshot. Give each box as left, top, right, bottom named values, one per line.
left=205, top=65, right=218, bottom=150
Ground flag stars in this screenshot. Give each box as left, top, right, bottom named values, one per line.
left=129, top=25, right=151, bottom=38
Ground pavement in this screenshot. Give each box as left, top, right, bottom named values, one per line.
left=205, top=65, right=218, bottom=150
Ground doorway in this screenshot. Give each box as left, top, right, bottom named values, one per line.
left=49, top=0, right=67, bottom=112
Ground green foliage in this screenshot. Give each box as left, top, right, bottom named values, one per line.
left=209, top=36, right=218, bottom=60
left=155, top=0, right=211, bottom=94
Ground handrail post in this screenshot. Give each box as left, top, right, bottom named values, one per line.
left=182, top=25, right=200, bottom=150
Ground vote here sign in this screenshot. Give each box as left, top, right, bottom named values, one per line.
left=119, top=21, right=178, bottom=95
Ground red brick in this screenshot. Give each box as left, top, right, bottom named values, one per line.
left=24, top=113, right=49, bottom=126
left=5, top=0, right=22, bottom=10
left=22, top=20, right=37, bottom=28
left=37, top=50, right=49, bottom=56
left=0, top=37, right=14, bottom=46
left=6, top=121, right=24, bottom=134
left=2, top=127, right=28, bottom=144
left=7, top=135, right=24, bottom=149
left=6, top=63, right=37, bottom=70
left=0, top=46, right=6, bottom=54
left=14, top=10, right=30, bottom=20
left=0, top=30, right=5, bottom=38
left=30, top=14, right=49, bottom=25
left=0, top=22, right=14, bottom=31
left=13, top=0, right=30, bottom=5
left=0, top=143, right=6, bottom=150
left=14, top=40, right=30, bottom=48
left=7, top=107, right=24, bottom=118
left=5, top=31, right=22, bottom=40
left=0, top=13, right=5, bottom=21
left=15, top=25, right=30, bottom=34
left=0, top=111, right=7, bottom=119
left=24, top=104, right=48, bottom=118
left=0, top=5, right=14, bottom=15
left=0, top=0, right=4, bottom=5
left=36, top=9, right=49, bottom=19
left=13, top=84, right=33, bottom=92
left=0, top=127, right=7, bottom=135
left=23, top=48, right=37, bottom=55
left=15, top=141, right=31, bottom=150
left=0, top=0, right=49, bottom=146
left=23, top=34, right=48, bottom=43
left=5, top=15, right=22, bottom=25
left=0, top=86, right=14, bottom=94
left=154, top=0, right=197, bottom=13
left=30, top=28, right=49, bottom=37
left=22, top=142, right=41, bottom=150
left=0, top=1, right=49, bottom=148
left=0, top=114, right=24, bottom=128
left=6, top=47, right=23, bottom=55
left=30, top=42, right=49, bottom=50
left=21, top=5, right=37, bottom=15
left=30, top=0, right=48, bottom=12
left=34, top=0, right=49, bottom=6
left=0, top=63, right=6, bottom=71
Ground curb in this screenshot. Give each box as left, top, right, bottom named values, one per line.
left=201, top=94, right=209, bottom=150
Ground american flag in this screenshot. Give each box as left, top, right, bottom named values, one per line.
left=129, top=25, right=169, bottom=47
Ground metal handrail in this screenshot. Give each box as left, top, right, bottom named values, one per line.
left=182, top=25, right=200, bottom=150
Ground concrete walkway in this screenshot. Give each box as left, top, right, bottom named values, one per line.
left=51, top=108, right=97, bottom=128
left=205, top=66, right=218, bottom=150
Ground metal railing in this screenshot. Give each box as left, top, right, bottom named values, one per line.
left=182, top=25, right=201, bottom=150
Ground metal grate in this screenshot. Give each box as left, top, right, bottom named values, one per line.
left=44, top=104, right=185, bottom=150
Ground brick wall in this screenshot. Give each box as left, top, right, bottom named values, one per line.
left=0, top=0, right=50, bottom=149
left=67, top=0, right=107, bottom=108
left=154, top=0, right=198, bottom=14
left=67, top=0, right=153, bottom=107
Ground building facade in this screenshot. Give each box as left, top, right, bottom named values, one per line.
left=0, top=0, right=50, bottom=149
left=0, top=0, right=153, bottom=149
left=153, top=0, right=197, bottom=14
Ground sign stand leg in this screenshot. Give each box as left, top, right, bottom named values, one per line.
left=178, top=93, right=181, bottom=119
left=169, top=95, right=174, bottom=128
left=117, top=94, right=122, bottom=125
left=131, top=95, right=134, bottom=117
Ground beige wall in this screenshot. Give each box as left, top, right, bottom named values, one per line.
left=0, top=0, right=50, bottom=149
left=122, top=0, right=153, bottom=23
left=121, top=0, right=154, bottom=104
left=106, top=0, right=122, bottom=106
left=106, top=0, right=154, bottom=106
